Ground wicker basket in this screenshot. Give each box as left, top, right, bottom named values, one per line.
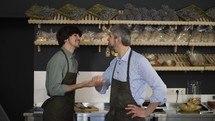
left=87, top=4, right=118, bottom=20
left=57, top=4, right=87, bottom=20
left=205, top=7, right=215, bottom=21
left=25, top=5, right=57, bottom=20
left=177, top=5, right=212, bottom=21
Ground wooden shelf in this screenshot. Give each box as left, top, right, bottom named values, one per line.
left=131, top=41, right=189, bottom=46
left=188, top=42, right=215, bottom=46
left=144, top=53, right=215, bottom=71
left=31, top=16, right=215, bottom=71
left=34, top=41, right=58, bottom=45
left=28, top=14, right=215, bottom=26
left=34, top=41, right=215, bottom=47
left=109, top=20, right=215, bottom=26
left=80, top=41, right=107, bottom=46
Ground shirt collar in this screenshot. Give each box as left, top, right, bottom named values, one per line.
left=116, top=47, right=131, bottom=62
left=61, top=47, right=75, bottom=59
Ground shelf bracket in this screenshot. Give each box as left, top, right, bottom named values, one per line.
left=37, top=45, right=41, bottom=52
left=190, top=46, right=195, bottom=53
left=173, top=46, right=178, bottom=53
left=98, top=45, right=101, bottom=52
left=37, top=24, right=41, bottom=29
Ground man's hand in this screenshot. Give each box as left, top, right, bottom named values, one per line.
left=91, top=75, right=105, bottom=87
left=90, top=75, right=105, bottom=91
left=125, top=104, right=150, bottom=118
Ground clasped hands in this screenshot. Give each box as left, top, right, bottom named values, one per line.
left=85, top=75, right=105, bottom=87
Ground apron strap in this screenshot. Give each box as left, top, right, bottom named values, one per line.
left=60, top=49, right=70, bottom=72
left=112, top=50, right=133, bottom=83
left=127, top=50, right=132, bottom=84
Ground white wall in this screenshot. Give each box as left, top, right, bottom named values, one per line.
left=34, top=71, right=214, bottom=106
left=34, top=71, right=111, bottom=106
left=34, top=71, right=154, bottom=106
left=34, top=71, right=49, bottom=106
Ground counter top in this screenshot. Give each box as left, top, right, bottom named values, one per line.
left=23, top=103, right=215, bottom=118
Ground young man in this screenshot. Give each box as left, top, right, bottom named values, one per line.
left=92, top=24, right=167, bottom=121
left=42, top=25, right=95, bottom=121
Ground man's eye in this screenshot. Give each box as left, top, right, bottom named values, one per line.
left=73, top=34, right=80, bottom=38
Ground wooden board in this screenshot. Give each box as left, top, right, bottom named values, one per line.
left=74, top=106, right=99, bottom=113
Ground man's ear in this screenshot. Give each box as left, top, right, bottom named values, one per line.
left=64, top=39, right=68, bottom=43
left=117, top=36, right=122, bottom=43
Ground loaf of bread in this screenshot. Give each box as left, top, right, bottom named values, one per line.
left=207, top=101, right=215, bottom=109
left=146, top=54, right=159, bottom=61
left=161, top=60, right=176, bottom=66
left=149, top=60, right=161, bottom=66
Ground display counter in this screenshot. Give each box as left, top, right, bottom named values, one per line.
left=23, top=103, right=215, bottom=121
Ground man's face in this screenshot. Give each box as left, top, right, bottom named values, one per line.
left=68, top=33, right=81, bottom=48
left=107, top=32, right=117, bottom=51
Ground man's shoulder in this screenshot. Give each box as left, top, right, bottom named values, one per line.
left=132, top=51, right=144, bottom=58
left=48, top=51, right=65, bottom=63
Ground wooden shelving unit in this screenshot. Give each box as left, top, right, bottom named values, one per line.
left=29, top=14, right=215, bottom=71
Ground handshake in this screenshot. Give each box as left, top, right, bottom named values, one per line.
left=85, top=76, right=106, bottom=89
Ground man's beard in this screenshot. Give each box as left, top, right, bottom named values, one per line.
left=108, top=44, right=114, bottom=51
left=108, top=40, right=117, bottom=51
left=74, top=40, right=80, bottom=48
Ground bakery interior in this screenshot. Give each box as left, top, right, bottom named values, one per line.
left=1, top=0, right=215, bottom=121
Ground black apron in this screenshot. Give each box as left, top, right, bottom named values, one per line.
left=105, top=50, right=145, bottom=121
left=42, top=49, right=77, bottom=121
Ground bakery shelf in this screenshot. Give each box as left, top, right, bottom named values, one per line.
left=188, top=42, right=215, bottom=46
left=131, top=41, right=189, bottom=46
left=30, top=14, right=215, bottom=71
left=34, top=40, right=215, bottom=47
left=110, top=20, right=215, bottom=26
left=154, top=66, right=205, bottom=71
left=34, top=41, right=190, bottom=46
left=34, top=41, right=58, bottom=45
left=144, top=53, right=215, bottom=71
left=80, top=41, right=107, bottom=45
left=34, top=40, right=108, bottom=46
left=28, top=19, right=215, bottom=26
left=28, top=14, right=215, bottom=26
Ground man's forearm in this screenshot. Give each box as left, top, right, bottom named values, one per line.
left=66, top=81, right=90, bottom=92
left=146, top=102, right=160, bottom=115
